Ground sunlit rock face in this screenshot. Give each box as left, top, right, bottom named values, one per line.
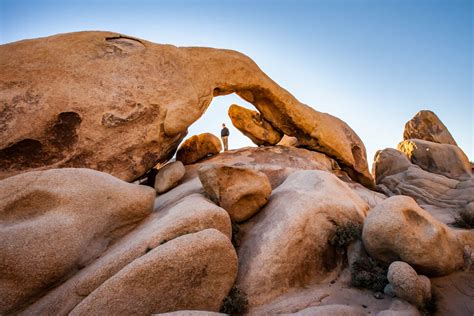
left=0, top=31, right=373, bottom=187
left=228, top=104, right=283, bottom=146
left=403, top=110, right=457, bottom=146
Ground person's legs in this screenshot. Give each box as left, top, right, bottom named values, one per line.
left=222, top=136, right=228, bottom=151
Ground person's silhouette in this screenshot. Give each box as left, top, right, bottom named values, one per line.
left=221, top=123, right=229, bottom=151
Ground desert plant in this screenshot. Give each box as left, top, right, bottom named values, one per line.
left=350, top=256, right=388, bottom=292
left=220, top=285, right=248, bottom=315
left=452, top=208, right=474, bottom=229
left=329, top=222, right=362, bottom=248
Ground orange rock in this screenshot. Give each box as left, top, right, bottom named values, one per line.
left=176, top=133, right=222, bottom=165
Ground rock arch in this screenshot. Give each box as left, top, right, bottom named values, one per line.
left=0, top=31, right=373, bottom=187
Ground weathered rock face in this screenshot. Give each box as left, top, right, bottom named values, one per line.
left=362, top=196, right=465, bottom=276
left=385, top=261, right=431, bottom=308
left=70, top=229, right=237, bottom=315
left=23, top=193, right=231, bottom=315
left=0, top=168, right=155, bottom=314
left=228, top=104, right=282, bottom=146
left=198, top=164, right=272, bottom=222
left=155, top=161, right=186, bottom=193
left=403, top=110, right=457, bottom=145
left=0, top=31, right=373, bottom=187
left=397, top=139, right=471, bottom=180
left=236, top=170, right=369, bottom=306
left=373, top=148, right=474, bottom=224
left=176, top=133, right=222, bottom=165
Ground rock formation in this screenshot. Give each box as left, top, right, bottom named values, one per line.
left=236, top=170, right=369, bottom=306
left=397, top=139, right=471, bottom=180
left=1, top=31, right=473, bottom=316
left=228, top=104, right=282, bottom=146
left=0, top=31, right=373, bottom=187
left=0, top=168, right=155, bottom=314
left=155, top=161, right=186, bottom=193
left=403, top=110, right=457, bottom=145
left=363, top=195, right=466, bottom=276
left=176, top=133, right=222, bottom=165
left=69, top=229, right=237, bottom=315
left=198, top=164, right=272, bottom=222
left=385, top=261, right=431, bottom=308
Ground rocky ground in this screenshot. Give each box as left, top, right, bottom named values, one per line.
left=0, top=32, right=473, bottom=315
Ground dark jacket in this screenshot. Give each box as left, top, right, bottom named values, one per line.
left=221, top=127, right=229, bottom=137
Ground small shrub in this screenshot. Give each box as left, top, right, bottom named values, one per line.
left=452, top=208, right=474, bottom=229
left=329, top=222, right=362, bottom=248
left=350, top=256, right=388, bottom=292
left=220, top=285, right=248, bottom=315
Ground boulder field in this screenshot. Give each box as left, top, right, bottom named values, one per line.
left=0, top=32, right=473, bottom=315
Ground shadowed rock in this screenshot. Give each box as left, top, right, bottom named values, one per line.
left=0, top=31, right=373, bottom=187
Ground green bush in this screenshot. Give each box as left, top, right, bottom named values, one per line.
left=453, top=208, right=474, bottom=229
left=329, top=222, right=362, bottom=248
left=350, top=256, right=388, bottom=292
left=220, top=285, right=248, bottom=315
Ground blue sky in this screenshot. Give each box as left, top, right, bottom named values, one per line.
left=1, top=0, right=472, bottom=166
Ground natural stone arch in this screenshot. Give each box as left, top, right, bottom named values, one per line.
left=0, top=31, right=373, bottom=187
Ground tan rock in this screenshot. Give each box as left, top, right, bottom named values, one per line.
left=70, top=229, right=237, bottom=315
left=155, top=161, right=186, bottom=193
left=403, top=110, right=457, bottom=145
left=277, top=135, right=300, bottom=147
left=0, top=168, right=155, bottom=314
left=228, top=104, right=282, bottom=145
left=373, top=148, right=474, bottom=225
left=187, top=146, right=337, bottom=189
left=386, top=261, right=431, bottom=308
left=237, top=170, right=368, bottom=306
left=0, top=31, right=372, bottom=187
left=372, top=148, right=412, bottom=183
left=198, top=164, right=272, bottom=222
left=362, top=196, right=465, bottom=276
left=397, top=139, right=471, bottom=180
left=176, top=133, right=222, bottom=165
left=22, top=193, right=231, bottom=315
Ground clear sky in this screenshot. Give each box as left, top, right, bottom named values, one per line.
left=1, top=0, right=472, bottom=167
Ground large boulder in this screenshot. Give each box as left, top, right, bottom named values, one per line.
left=228, top=104, right=282, bottom=146
left=176, top=133, right=222, bottom=165
left=373, top=148, right=474, bottom=224
left=155, top=161, right=186, bottom=193
left=362, top=196, right=465, bottom=276
left=397, top=139, right=471, bottom=180
left=236, top=170, right=369, bottom=306
left=0, top=168, right=155, bottom=314
left=198, top=164, right=272, bottom=222
left=69, top=229, right=237, bottom=315
left=0, top=31, right=373, bottom=187
left=23, top=193, right=231, bottom=315
left=403, top=110, right=457, bottom=145
left=385, top=261, right=431, bottom=308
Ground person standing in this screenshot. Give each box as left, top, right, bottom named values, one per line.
left=221, top=123, right=229, bottom=151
